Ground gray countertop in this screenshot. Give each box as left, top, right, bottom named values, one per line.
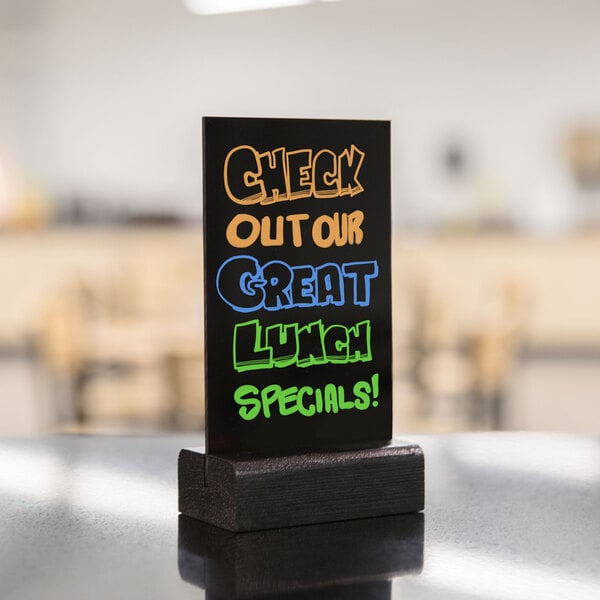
left=1, top=433, right=599, bottom=599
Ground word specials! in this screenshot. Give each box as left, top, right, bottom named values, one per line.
left=220, top=143, right=381, bottom=422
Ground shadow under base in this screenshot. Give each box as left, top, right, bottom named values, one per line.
left=178, top=439, right=424, bottom=532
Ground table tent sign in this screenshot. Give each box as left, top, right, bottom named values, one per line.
left=178, top=117, right=424, bottom=532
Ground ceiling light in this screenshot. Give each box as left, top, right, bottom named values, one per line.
left=183, top=0, right=312, bottom=16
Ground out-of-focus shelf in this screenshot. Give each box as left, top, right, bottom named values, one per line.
left=2, top=227, right=600, bottom=350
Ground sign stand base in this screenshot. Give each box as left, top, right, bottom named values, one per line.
left=178, top=439, right=424, bottom=532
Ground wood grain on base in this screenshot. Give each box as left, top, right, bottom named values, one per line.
left=178, top=441, right=424, bottom=532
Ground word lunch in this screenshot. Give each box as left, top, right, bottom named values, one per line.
left=233, top=318, right=372, bottom=372
left=216, top=255, right=379, bottom=313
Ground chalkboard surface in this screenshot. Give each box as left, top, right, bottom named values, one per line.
left=204, top=117, right=391, bottom=455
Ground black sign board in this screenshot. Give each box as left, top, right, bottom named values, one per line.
left=203, top=117, right=391, bottom=455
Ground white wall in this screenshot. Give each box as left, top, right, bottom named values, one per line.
left=2, top=0, right=600, bottom=224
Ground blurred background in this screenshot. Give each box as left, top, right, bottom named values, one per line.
left=1, top=0, right=600, bottom=436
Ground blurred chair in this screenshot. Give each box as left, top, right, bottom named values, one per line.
left=409, top=274, right=472, bottom=422
left=35, top=282, right=86, bottom=425
left=165, top=344, right=204, bottom=431
left=468, top=277, right=530, bottom=429
left=35, top=249, right=205, bottom=432
left=407, top=272, right=530, bottom=430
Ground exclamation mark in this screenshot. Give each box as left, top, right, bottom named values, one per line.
left=371, top=373, right=380, bottom=407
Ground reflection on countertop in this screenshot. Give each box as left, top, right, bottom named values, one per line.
left=178, top=513, right=423, bottom=599
left=1, top=433, right=600, bottom=599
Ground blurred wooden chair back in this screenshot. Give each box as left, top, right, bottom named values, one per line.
left=469, top=276, right=531, bottom=427
left=36, top=283, right=86, bottom=377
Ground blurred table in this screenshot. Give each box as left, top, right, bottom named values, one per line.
left=1, top=433, right=599, bottom=599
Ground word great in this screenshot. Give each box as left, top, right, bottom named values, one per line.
left=234, top=318, right=371, bottom=372
left=224, top=144, right=365, bottom=205
left=226, top=210, right=364, bottom=249
left=234, top=374, right=380, bottom=421
left=217, top=255, right=379, bottom=313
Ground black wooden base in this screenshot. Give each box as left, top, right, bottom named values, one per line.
left=178, top=439, right=424, bottom=532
